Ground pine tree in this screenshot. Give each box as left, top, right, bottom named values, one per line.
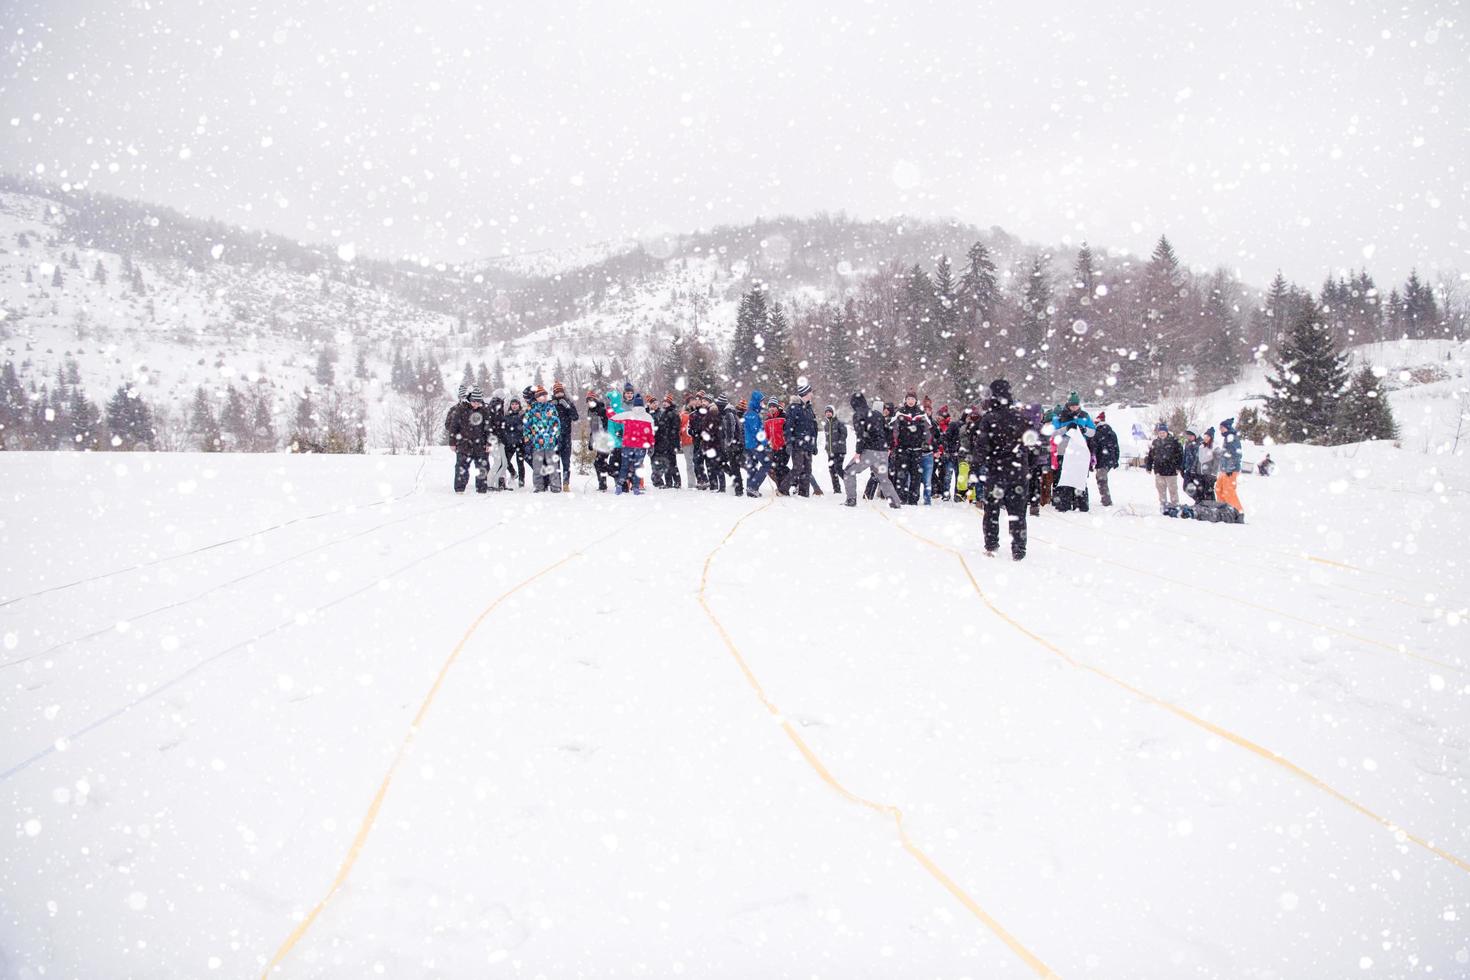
left=1015, top=254, right=1054, bottom=387
left=105, top=385, right=155, bottom=450
left=1142, top=235, right=1185, bottom=383
left=390, top=348, right=407, bottom=390
left=51, top=265, right=63, bottom=288
left=958, top=241, right=999, bottom=329
left=1259, top=271, right=1295, bottom=351
left=1402, top=270, right=1441, bottom=338
left=189, top=386, right=222, bottom=451
left=69, top=388, right=102, bottom=450
left=685, top=336, right=720, bottom=396
left=491, top=358, right=506, bottom=393
left=353, top=348, right=368, bottom=381
left=93, top=259, right=107, bottom=285
left=476, top=361, right=491, bottom=391
left=902, top=264, right=938, bottom=381
left=665, top=331, right=690, bottom=391
left=250, top=384, right=276, bottom=452
left=1195, top=269, right=1242, bottom=392
left=930, top=255, right=960, bottom=386
left=726, top=285, right=769, bottom=392
left=24, top=266, right=32, bottom=284
left=1264, top=298, right=1349, bottom=444
left=1059, top=243, right=1098, bottom=381
left=0, top=361, right=27, bottom=448
left=315, top=348, right=336, bottom=387
left=1333, top=366, right=1398, bottom=443
left=461, top=361, right=475, bottom=389
left=221, top=384, right=252, bottom=447
left=830, top=300, right=860, bottom=399
left=764, top=301, right=798, bottom=393
left=289, top=390, right=319, bottom=452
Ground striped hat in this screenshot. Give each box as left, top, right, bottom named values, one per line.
left=468, top=385, right=484, bottom=401
left=533, top=384, right=548, bottom=398
left=796, top=382, right=812, bottom=397
left=457, top=383, right=469, bottom=401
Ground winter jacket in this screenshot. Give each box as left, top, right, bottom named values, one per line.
left=446, top=401, right=493, bottom=455
left=586, top=395, right=610, bottom=451
left=679, top=411, right=693, bottom=448
left=691, top=405, right=722, bottom=456
left=654, top=404, right=682, bottom=454
left=942, top=416, right=966, bottom=458
left=1049, top=406, right=1097, bottom=435
left=849, top=394, right=890, bottom=453
left=824, top=416, right=848, bottom=460
left=786, top=401, right=818, bottom=452
left=743, top=391, right=767, bottom=451
left=612, top=406, right=656, bottom=449
left=553, top=397, right=580, bottom=447
left=1144, top=435, right=1185, bottom=476
left=720, top=406, right=743, bottom=456
left=486, top=396, right=508, bottom=448
left=1196, top=442, right=1219, bottom=478
left=1218, top=419, right=1242, bottom=474
left=605, top=390, right=625, bottom=449
left=1093, top=423, right=1120, bottom=470
left=764, top=414, right=786, bottom=451
left=523, top=401, right=561, bottom=452
left=894, top=406, right=931, bottom=451
left=971, top=401, right=1032, bottom=485
left=502, top=409, right=525, bottom=450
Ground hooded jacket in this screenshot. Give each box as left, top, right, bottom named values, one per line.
left=612, top=400, right=656, bottom=449
left=850, top=394, right=890, bottom=453
left=653, top=402, right=682, bottom=454
left=446, top=400, right=492, bottom=454
left=1093, top=421, right=1120, bottom=470
left=553, top=394, right=579, bottom=447
left=605, top=390, right=625, bottom=449
left=971, top=381, right=1032, bottom=485
left=1218, top=418, right=1242, bottom=474
left=824, top=412, right=848, bottom=460
left=1144, top=433, right=1185, bottom=476
left=524, top=399, right=561, bottom=452
left=894, top=403, right=931, bottom=451
left=743, top=391, right=767, bottom=451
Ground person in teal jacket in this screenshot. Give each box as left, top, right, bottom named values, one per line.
left=742, top=390, right=772, bottom=496
left=605, top=389, right=625, bottom=486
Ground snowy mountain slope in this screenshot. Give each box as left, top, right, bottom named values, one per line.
left=0, top=447, right=1466, bottom=978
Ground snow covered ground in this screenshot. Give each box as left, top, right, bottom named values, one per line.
left=2, top=445, right=1467, bottom=978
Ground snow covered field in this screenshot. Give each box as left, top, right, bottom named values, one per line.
left=2, top=447, right=1468, bottom=978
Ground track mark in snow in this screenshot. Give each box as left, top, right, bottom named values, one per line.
left=258, top=512, right=652, bottom=979
left=873, top=504, right=1470, bottom=879
left=698, top=501, right=1059, bottom=980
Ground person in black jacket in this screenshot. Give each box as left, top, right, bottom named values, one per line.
left=823, top=405, right=847, bottom=494
left=551, top=381, right=579, bottom=487
left=892, top=392, right=930, bottom=505
left=842, top=393, right=901, bottom=508
left=445, top=387, right=493, bottom=493
left=652, top=394, right=682, bottom=488
left=586, top=391, right=612, bottom=491
left=719, top=396, right=744, bottom=495
left=780, top=384, right=820, bottom=497
left=971, top=379, right=1032, bottom=560
left=503, top=397, right=527, bottom=488
left=688, top=393, right=718, bottom=490
left=1092, top=410, right=1120, bottom=507
left=1143, top=421, right=1184, bottom=509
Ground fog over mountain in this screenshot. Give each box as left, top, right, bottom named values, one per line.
left=2, top=1, right=1466, bottom=284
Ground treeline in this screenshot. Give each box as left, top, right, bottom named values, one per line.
left=641, top=236, right=1464, bottom=416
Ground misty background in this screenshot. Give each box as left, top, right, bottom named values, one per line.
left=2, top=0, right=1466, bottom=285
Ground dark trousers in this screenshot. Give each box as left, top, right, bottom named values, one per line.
left=982, top=479, right=1029, bottom=559
left=559, top=443, right=573, bottom=484
left=781, top=449, right=814, bottom=496
left=509, top=444, right=527, bottom=484
left=617, top=448, right=646, bottom=491
left=720, top=450, right=743, bottom=494
left=652, top=451, right=680, bottom=488
left=692, top=446, right=712, bottom=488
left=454, top=451, right=489, bottom=493
left=745, top=447, right=772, bottom=492
left=593, top=451, right=612, bottom=490
left=770, top=449, right=790, bottom=492
left=608, top=448, right=624, bottom=489
left=895, top=449, right=923, bottom=504
left=828, top=459, right=844, bottom=493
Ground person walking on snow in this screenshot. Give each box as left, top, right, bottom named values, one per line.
left=1143, top=421, right=1184, bottom=510
left=842, top=393, right=902, bottom=508
left=822, top=404, right=847, bottom=494
left=551, top=382, right=579, bottom=489
left=445, top=386, right=492, bottom=493
left=742, top=391, right=773, bottom=497
left=611, top=394, right=655, bottom=494
left=781, top=384, right=820, bottom=497
left=720, top=395, right=745, bottom=495
left=1215, top=417, right=1245, bottom=517
left=972, top=379, right=1033, bottom=560
left=1092, top=410, right=1119, bottom=507
left=522, top=385, right=563, bottom=492
left=586, top=391, right=613, bottom=491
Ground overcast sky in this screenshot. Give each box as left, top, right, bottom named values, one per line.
left=2, top=0, right=1466, bottom=287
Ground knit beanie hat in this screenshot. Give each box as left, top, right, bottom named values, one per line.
left=632, top=393, right=645, bottom=407
left=824, top=404, right=835, bottom=415
left=1096, top=411, right=1106, bottom=422
left=736, top=399, right=747, bottom=412
left=522, top=386, right=534, bottom=402
left=552, top=381, right=566, bottom=397
left=796, top=382, right=813, bottom=397
left=663, top=392, right=675, bottom=405
left=468, top=385, right=484, bottom=402
left=716, top=395, right=729, bottom=409
left=457, top=383, right=469, bottom=401
left=1067, top=391, right=1081, bottom=406
left=1156, top=421, right=1169, bottom=432
left=533, top=384, right=548, bottom=399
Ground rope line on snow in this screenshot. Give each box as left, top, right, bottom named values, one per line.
left=0, top=497, right=467, bottom=671
left=0, top=455, right=431, bottom=609
left=1025, top=530, right=1463, bottom=673
left=0, top=499, right=511, bottom=784
left=698, top=501, right=1060, bottom=979
left=259, top=511, right=651, bottom=979
left=872, top=504, right=1470, bottom=878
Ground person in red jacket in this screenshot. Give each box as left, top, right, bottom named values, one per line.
left=611, top=393, right=656, bottom=495
left=679, top=395, right=695, bottom=489
left=765, top=403, right=789, bottom=495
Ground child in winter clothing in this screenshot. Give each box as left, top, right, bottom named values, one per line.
left=586, top=391, right=612, bottom=491
left=765, top=403, right=789, bottom=494
left=611, top=394, right=656, bottom=494
left=523, top=385, right=563, bottom=492
left=445, top=387, right=492, bottom=493
left=551, top=382, right=580, bottom=487
left=485, top=390, right=511, bottom=490
left=1215, top=417, right=1245, bottom=516
left=743, top=391, right=772, bottom=496
left=504, top=398, right=527, bottom=487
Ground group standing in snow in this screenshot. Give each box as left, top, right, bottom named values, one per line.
left=444, top=375, right=1251, bottom=557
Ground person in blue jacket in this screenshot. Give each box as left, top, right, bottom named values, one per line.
left=605, top=389, right=624, bottom=488
left=742, top=390, right=772, bottom=497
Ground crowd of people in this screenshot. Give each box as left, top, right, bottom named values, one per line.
left=443, top=376, right=1249, bottom=561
